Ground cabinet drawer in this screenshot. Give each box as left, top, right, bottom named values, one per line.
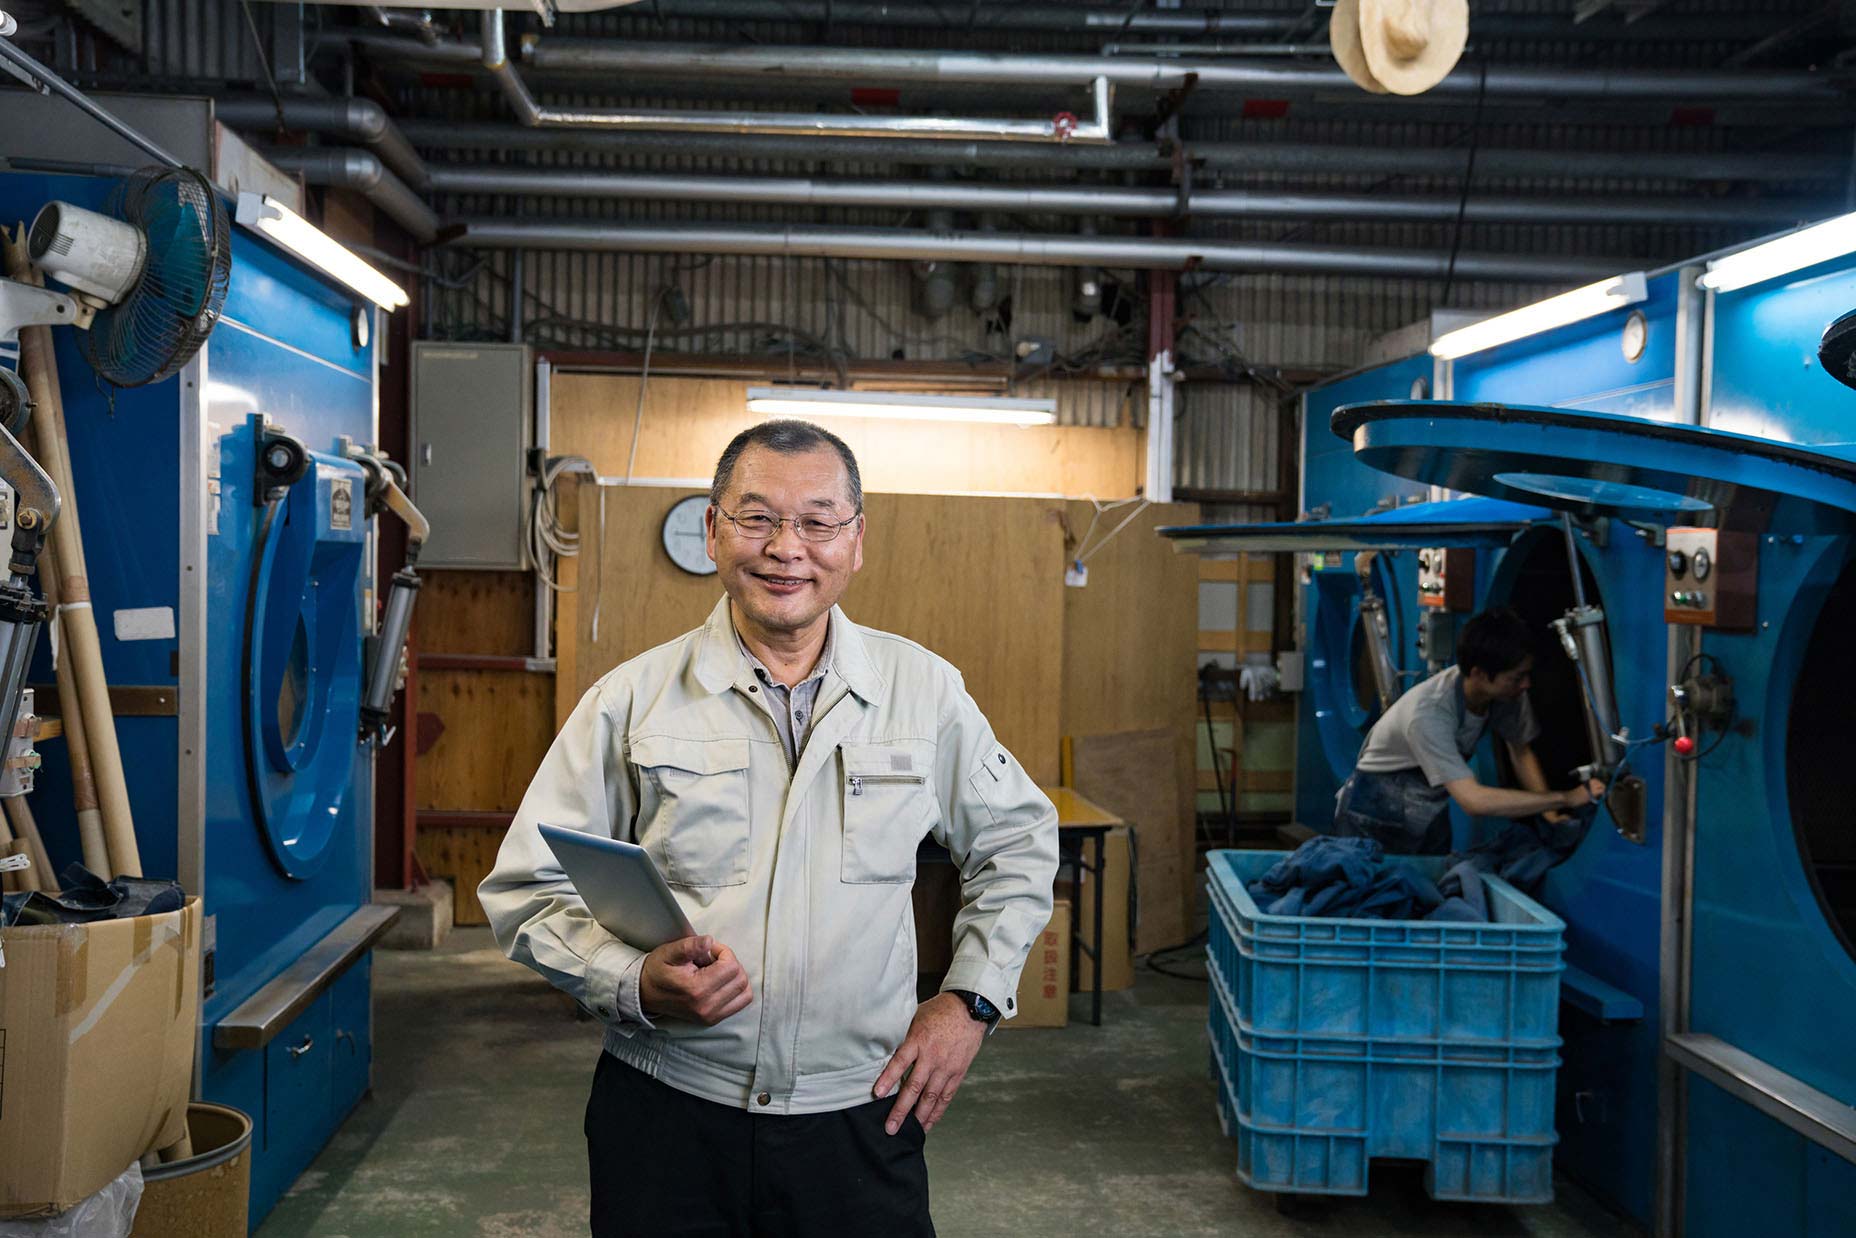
left=328, top=954, right=373, bottom=1120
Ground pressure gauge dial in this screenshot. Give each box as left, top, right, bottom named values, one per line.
left=1621, top=310, right=1648, bottom=364
left=661, top=494, right=717, bottom=575
left=1691, top=547, right=1712, bottom=582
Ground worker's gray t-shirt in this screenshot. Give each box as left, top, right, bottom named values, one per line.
left=1354, top=665, right=1540, bottom=787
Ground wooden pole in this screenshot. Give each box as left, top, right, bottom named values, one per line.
left=40, top=544, right=109, bottom=875
left=3, top=229, right=140, bottom=877
left=3, top=796, right=54, bottom=892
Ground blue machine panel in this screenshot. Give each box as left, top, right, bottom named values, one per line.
left=1454, top=271, right=1682, bottom=421
left=1708, top=258, right=1856, bottom=445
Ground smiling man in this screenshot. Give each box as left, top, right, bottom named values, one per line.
left=480, top=419, right=1058, bottom=1238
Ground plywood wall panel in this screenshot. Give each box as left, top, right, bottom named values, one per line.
left=414, top=825, right=506, bottom=926
left=415, top=668, right=555, bottom=812
left=415, top=570, right=534, bottom=656
left=1059, top=501, right=1202, bottom=952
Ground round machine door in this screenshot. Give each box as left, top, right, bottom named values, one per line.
left=1160, top=497, right=1551, bottom=825
left=246, top=446, right=369, bottom=879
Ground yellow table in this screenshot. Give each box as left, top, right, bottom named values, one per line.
left=1040, top=784, right=1123, bottom=1027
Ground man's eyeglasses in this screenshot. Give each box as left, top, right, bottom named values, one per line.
left=716, top=506, right=862, bottom=543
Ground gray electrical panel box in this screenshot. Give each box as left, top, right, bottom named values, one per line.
left=411, top=342, right=533, bottom=569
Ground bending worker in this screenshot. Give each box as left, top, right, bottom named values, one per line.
left=1336, top=606, right=1604, bottom=855
left=481, top=419, right=1059, bottom=1237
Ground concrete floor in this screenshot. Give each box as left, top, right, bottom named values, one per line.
left=257, top=928, right=1641, bottom=1238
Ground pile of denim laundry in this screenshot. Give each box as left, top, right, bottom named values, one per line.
left=1246, top=808, right=1592, bottom=925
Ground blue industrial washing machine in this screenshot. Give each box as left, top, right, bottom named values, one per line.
left=1335, top=380, right=1856, bottom=1236
left=1167, top=272, right=1693, bottom=1224
left=0, top=169, right=403, bottom=1227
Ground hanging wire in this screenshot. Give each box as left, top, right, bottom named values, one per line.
left=1071, top=495, right=1152, bottom=568
left=528, top=453, right=593, bottom=593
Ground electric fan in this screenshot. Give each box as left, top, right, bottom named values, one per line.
left=26, top=165, right=230, bottom=387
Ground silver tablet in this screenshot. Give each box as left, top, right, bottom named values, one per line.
left=539, top=823, right=696, bottom=951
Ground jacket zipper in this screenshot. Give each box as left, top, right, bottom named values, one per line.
left=848, top=773, right=926, bottom=796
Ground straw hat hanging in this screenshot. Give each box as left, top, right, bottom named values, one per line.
left=1328, top=0, right=1388, bottom=94
left=1359, top=0, right=1469, bottom=96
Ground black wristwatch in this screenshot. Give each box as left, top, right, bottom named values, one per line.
left=948, top=989, right=1001, bottom=1027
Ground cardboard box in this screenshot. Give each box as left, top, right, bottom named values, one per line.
left=0, top=897, right=202, bottom=1217
left=1062, top=826, right=1135, bottom=993
left=1005, top=898, right=1070, bottom=1029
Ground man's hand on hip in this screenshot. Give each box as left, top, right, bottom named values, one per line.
left=639, top=935, right=753, bottom=1025
left=875, top=992, right=987, bottom=1136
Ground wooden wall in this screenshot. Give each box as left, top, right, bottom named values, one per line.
left=550, top=372, right=1142, bottom=498
left=410, top=569, right=552, bottom=924
left=1058, top=501, right=1202, bottom=949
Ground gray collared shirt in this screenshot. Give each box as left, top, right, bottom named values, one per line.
left=735, top=627, right=833, bottom=770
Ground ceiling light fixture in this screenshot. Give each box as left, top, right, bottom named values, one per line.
left=234, top=193, right=409, bottom=310
left=1429, top=272, right=1649, bottom=361
left=746, top=388, right=1058, bottom=426
left=1699, top=211, right=1856, bottom=295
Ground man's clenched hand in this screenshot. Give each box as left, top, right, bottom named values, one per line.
left=639, top=935, right=753, bottom=1025
left=874, top=993, right=987, bottom=1136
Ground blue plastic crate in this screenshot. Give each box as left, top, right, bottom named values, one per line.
left=1210, top=964, right=1559, bottom=1202
left=1205, top=849, right=1565, bottom=1204
left=1207, top=849, right=1564, bottom=1045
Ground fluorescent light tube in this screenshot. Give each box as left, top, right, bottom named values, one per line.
left=1429, top=272, right=1649, bottom=361
left=234, top=192, right=409, bottom=310
left=1699, top=212, right=1856, bottom=294
left=746, top=388, right=1058, bottom=426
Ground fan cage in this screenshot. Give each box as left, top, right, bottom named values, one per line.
left=84, top=166, right=230, bottom=388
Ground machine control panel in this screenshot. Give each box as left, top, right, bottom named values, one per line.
left=1663, top=528, right=1756, bottom=629
left=1417, top=546, right=1475, bottom=611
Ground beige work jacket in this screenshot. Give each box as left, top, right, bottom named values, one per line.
left=480, top=597, right=1059, bottom=1114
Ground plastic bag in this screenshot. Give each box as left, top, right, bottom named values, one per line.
left=0, top=1160, right=143, bottom=1238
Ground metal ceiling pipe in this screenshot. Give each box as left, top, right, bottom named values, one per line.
left=262, top=147, right=439, bottom=242
left=480, top=10, right=1112, bottom=142
left=214, top=96, right=430, bottom=192
left=523, top=39, right=1847, bottom=103
left=603, top=1, right=1783, bottom=42
left=445, top=219, right=1611, bottom=282
left=1189, top=142, right=1841, bottom=185
left=398, top=122, right=1844, bottom=185
left=426, top=165, right=1818, bottom=227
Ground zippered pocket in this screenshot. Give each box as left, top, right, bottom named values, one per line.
left=848, top=773, right=926, bottom=797
left=840, top=744, right=937, bottom=884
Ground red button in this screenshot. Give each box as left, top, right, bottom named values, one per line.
left=1673, top=736, right=1696, bottom=756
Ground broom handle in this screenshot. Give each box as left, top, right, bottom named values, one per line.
left=40, top=544, right=110, bottom=875
left=4, top=231, right=141, bottom=877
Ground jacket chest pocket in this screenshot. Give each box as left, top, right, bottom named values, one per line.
left=840, top=743, right=937, bottom=884
left=631, top=735, right=752, bottom=888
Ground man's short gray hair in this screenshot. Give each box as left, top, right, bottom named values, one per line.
left=710, top=419, right=864, bottom=512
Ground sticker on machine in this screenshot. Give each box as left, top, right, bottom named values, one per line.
left=112, top=607, right=176, bottom=642
left=330, top=477, right=354, bottom=530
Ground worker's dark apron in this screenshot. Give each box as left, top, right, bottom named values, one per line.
left=1333, top=767, right=1453, bottom=856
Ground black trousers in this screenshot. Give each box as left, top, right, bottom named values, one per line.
left=586, top=1051, right=936, bottom=1238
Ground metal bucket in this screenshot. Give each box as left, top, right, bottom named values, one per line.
left=129, top=1103, right=252, bottom=1238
